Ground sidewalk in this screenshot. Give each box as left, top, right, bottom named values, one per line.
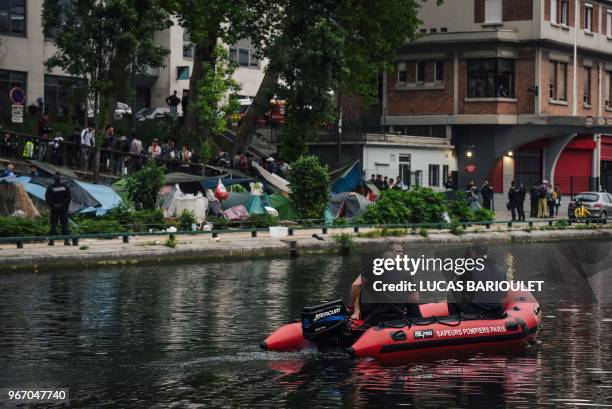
left=1, top=224, right=610, bottom=273
left=492, top=193, right=570, bottom=221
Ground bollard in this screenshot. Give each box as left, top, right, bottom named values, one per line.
left=123, top=235, right=129, bottom=244
left=72, top=238, right=79, bottom=246
left=486, top=223, right=491, bottom=229
left=529, top=221, right=533, bottom=228
left=288, top=240, right=299, bottom=257
left=212, top=232, right=218, bottom=239
left=322, top=227, right=328, bottom=235
left=548, top=221, right=553, bottom=227
left=288, top=228, right=294, bottom=236
left=16, top=240, right=23, bottom=249
left=251, top=230, right=257, bottom=238
left=507, top=222, right=512, bottom=228
left=354, top=227, right=359, bottom=233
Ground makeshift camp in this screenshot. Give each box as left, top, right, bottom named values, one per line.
left=268, top=194, right=299, bottom=220
left=75, top=180, right=122, bottom=215
left=0, top=179, right=40, bottom=218
left=329, top=192, right=371, bottom=220
left=175, top=192, right=208, bottom=223
left=252, top=162, right=290, bottom=194
left=331, top=162, right=363, bottom=194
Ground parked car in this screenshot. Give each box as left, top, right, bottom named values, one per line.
left=568, top=192, right=612, bottom=221
left=87, top=102, right=132, bottom=119
left=135, top=107, right=171, bottom=121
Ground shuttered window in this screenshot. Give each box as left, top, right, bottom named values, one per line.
left=485, top=0, right=502, bottom=24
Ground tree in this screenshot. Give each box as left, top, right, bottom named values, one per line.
left=43, top=0, right=172, bottom=180
left=162, top=0, right=278, bottom=138
left=126, top=161, right=165, bottom=210
left=232, top=0, right=440, bottom=157
left=190, top=45, right=239, bottom=147
left=287, top=156, right=330, bottom=220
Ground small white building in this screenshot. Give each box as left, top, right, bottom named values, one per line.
left=362, top=134, right=457, bottom=190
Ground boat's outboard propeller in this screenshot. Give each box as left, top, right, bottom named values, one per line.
left=301, top=300, right=348, bottom=348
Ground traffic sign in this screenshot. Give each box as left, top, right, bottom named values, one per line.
left=11, top=104, right=23, bottom=123
left=465, top=164, right=477, bottom=173
left=585, top=115, right=595, bottom=128
left=9, top=87, right=25, bottom=105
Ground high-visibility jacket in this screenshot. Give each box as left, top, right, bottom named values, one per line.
left=22, top=140, right=34, bottom=159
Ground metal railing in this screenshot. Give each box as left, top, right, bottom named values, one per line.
left=0, top=218, right=604, bottom=249
left=1, top=131, right=205, bottom=176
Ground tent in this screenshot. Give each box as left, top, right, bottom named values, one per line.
left=200, top=177, right=253, bottom=192
left=268, top=194, right=299, bottom=220
left=252, top=162, right=291, bottom=194
left=331, top=161, right=363, bottom=194
left=28, top=160, right=79, bottom=179
left=221, top=192, right=251, bottom=210
left=0, top=178, right=40, bottom=218
left=19, top=176, right=121, bottom=216
left=329, top=192, right=371, bottom=220
left=75, top=180, right=122, bottom=215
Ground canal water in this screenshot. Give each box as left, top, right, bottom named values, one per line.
left=1, top=240, right=612, bottom=408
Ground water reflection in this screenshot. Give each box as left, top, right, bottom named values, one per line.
left=0, top=241, right=611, bottom=408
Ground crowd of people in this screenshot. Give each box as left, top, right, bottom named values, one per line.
left=1, top=115, right=206, bottom=176
left=464, top=179, right=562, bottom=221
left=368, top=174, right=408, bottom=191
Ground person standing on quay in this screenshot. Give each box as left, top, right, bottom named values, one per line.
left=45, top=172, right=72, bottom=246
left=480, top=180, right=493, bottom=210
left=165, top=90, right=180, bottom=121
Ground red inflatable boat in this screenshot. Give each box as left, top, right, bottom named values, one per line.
left=261, top=290, right=541, bottom=363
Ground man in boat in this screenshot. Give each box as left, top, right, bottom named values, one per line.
left=347, top=244, right=421, bottom=326
left=448, top=241, right=507, bottom=318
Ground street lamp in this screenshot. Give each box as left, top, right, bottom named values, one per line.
left=466, top=145, right=474, bottom=158
left=507, top=150, right=513, bottom=157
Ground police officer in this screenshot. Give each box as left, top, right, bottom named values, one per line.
left=45, top=172, right=72, bottom=246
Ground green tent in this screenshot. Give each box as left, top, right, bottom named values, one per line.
left=268, top=194, right=300, bottom=220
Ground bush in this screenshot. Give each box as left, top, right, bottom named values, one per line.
left=126, top=161, right=165, bottom=210
left=248, top=213, right=278, bottom=228
left=208, top=216, right=229, bottom=230
left=287, top=156, right=331, bottom=220
left=473, top=207, right=495, bottom=222
left=177, top=209, right=196, bottom=231
left=0, top=217, right=50, bottom=237
left=361, top=187, right=446, bottom=225
left=446, top=191, right=475, bottom=222
left=449, top=218, right=464, bottom=235
left=332, top=233, right=354, bottom=253
left=75, top=218, right=124, bottom=234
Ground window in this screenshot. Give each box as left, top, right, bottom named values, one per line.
left=435, top=61, right=444, bottom=82
left=467, top=59, right=515, bottom=98
left=399, top=154, right=411, bottom=189
left=428, top=164, right=440, bottom=187
left=0, top=0, right=25, bottom=35
left=0, top=69, right=26, bottom=114
left=176, top=66, right=190, bottom=80
left=416, top=61, right=426, bottom=82
left=585, top=3, right=593, bottom=32
left=397, top=62, right=407, bottom=84
left=606, top=71, right=612, bottom=109
left=485, top=0, right=503, bottom=24
left=608, top=10, right=612, bottom=37
left=443, top=165, right=449, bottom=186
left=229, top=38, right=260, bottom=69
left=183, top=30, right=195, bottom=59
left=549, top=61, right=568, bottom=101
left=584, top=66, right=591, bottom=106
left=44, top=75, right=87, bottom=118
left=551, top=0, right=569, bottom=25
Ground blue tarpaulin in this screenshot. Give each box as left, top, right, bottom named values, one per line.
left=331, top=162, right=363, bottom=194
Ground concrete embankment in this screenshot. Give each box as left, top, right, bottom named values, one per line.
left=1, top=226, right=611, bottom=273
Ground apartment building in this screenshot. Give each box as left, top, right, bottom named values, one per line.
left=378, top=0, right=612, bottom=193
left=0, top=1, right=265, bottom=118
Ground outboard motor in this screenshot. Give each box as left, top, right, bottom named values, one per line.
left=301, top=300, right=347, bottom=344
